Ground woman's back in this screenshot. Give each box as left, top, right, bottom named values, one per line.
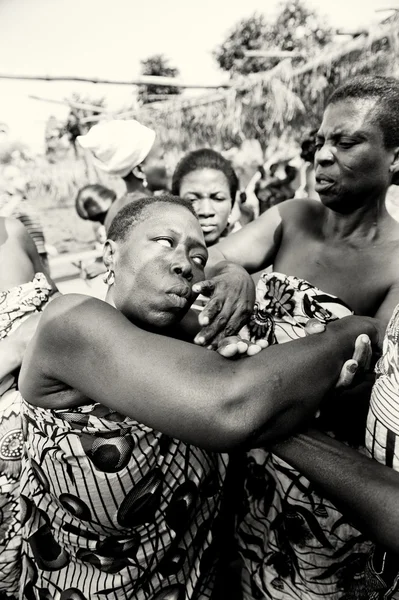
left=20, top=397, right=228, bottom=600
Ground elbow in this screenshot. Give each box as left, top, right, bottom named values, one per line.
left=205, top=382, right=275, bottom=451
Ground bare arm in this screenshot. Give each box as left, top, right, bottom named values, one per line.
left=195, top=201, right=312, bottom=345
left=272, top=428, right=399, bottom=553
left=206, top=203, right=283, bottom=275
left=13, top=218, right=59, bottom=295
left=20, top=294, right=378, bottom=452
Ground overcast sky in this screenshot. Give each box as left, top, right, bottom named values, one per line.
left=0, top=0, right=394, bottom=149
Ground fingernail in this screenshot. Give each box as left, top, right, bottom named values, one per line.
left=360, top=335, right=370, bottom=344
left=195, top=337, right=205, bottom=345
left=193, top=285, right=200, bottom=292
left=201, top=317, right=209, bottom=325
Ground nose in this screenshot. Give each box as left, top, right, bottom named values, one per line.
left=316, top=144, right=335, bottom=166
left=171, top=250, right=193, bottom=282
left=196, top=197, right=215, bottom=217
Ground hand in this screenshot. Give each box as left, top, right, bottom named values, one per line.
left=335, top=334, right=372, bottom=389
left=193, top=261, right=255, bottom=349
left=216, top=335, right=268, bottom=358
left=304, top=318, right=373, bottom=389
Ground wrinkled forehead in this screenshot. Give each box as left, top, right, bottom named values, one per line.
left=126, top=203, right=205, bottom=244
left=319, top=98, right=382, bottom=135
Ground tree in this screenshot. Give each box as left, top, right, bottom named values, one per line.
left=138, top=54, right=181, bottom=104
left=214, top=0, right=333, bottom=75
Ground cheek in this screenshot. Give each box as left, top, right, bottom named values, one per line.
left=214, top=202, right=232, bottom=226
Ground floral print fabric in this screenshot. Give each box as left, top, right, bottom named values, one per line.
left=238, top=272, right=381, bottom=600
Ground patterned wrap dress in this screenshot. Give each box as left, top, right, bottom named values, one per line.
left=19, top=400, right=228, bottom=598
left=0, top=273, right=53, bottom=599
left=364, top=303, right=399, bottom=599
left=237, top=272, right=380, bottom=600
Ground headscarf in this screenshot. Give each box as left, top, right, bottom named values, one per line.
left=77, top=120, right=156, bottom=178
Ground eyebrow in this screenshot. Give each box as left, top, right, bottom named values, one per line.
left=317, top=129, right=368, bottom=140
left=164, top=228, right=208, bottom=254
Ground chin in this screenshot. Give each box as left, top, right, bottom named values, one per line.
left=149, top=310, right=189, bottom=331
left=204, top=234, right=221, bottom=247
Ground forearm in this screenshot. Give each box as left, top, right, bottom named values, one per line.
left=231, top=317, right=378, bottom=448
left=205, top=247, right=229, bottom=277
left=32, top=297, right=377, bottom=452
left=272, top=429, right=399, bottom=552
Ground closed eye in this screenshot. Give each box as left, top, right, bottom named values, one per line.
left=338, top=141, right=357, bottom=149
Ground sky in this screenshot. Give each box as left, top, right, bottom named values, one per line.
left=0, top=0, right=394, bottom=151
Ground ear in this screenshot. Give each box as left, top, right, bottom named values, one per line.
left=103, top=239, right=118, bottom=271
left=132, top=164, right=145, bottom=181
left=390, top=147, right=399, bottom=186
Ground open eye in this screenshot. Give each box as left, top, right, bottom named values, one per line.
left=155, top=238, right=173, bottom=248
left=192, top=255, right=206, bottom=268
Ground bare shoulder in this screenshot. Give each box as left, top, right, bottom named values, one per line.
left=19, top=294, right=118, bottom=401
left=278, top=198, right=325, bottom=222
left=39, top=293, right=117, bottom=338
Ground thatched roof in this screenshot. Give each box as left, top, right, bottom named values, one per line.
left=138, top=14, right=399, bottom=152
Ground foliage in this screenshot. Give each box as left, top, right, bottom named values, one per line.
left=138, top=54, right=181, bottom=104
left=214, top=0, right=333, bottom=75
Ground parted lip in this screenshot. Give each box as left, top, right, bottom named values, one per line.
left=166, top=285, right=192, bottom=300
left=315, top=172, right=335, bottom=183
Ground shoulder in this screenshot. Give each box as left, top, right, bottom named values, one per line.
left=39, top=293, right=116, bottom=336
left=278, top=198, right=324, bottom=221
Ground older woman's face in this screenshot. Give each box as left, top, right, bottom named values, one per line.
left=179, top=168, right=233, bottom=246
left=315, top=98, right=396, bottom=211
left=111, top=203, right=207, bottom=329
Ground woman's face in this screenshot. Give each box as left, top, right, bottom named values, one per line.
left=178, top=168, right=233, bottom=246
left=142, top=140, right=169, bottom=192
left=107, top=203, right=207, bottom=330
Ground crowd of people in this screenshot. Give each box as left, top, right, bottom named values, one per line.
left=0, top=74, right=399, bottom=600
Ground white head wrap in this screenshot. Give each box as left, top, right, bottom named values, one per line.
left=77, top=120, right=156, bottom=178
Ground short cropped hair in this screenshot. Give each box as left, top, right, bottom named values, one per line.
left=75, top=184, right=116, bottom=221
left=326, top=75, right=399, bottom=148
left=107, top=194, right=197, bottom=243
left=171, top=148, right=239, bottom=204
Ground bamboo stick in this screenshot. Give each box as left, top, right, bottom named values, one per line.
left=244, top=50, right=305, bottom=58
left=0, top=73, right=231, bottom=89
left=239, top=19, right=398, bottom=88
left=29, top=94, right=108, bottom=113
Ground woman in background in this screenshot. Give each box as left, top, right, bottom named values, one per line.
left=0, top=216, right=57, bottom=598
left=172, top=149, right=242, bottom=248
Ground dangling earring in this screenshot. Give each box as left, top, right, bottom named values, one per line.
left=103, top=269, right=115, bottom=286
left=142, top=176, right=148, bottom=188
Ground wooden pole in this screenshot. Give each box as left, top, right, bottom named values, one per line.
left=244, top=50, right=305, bottom=58
left=0, top=73, right=231, bottom=89
left=29, top=94, right=109, bottom=113
left=238, top=20, right=399, bottom=88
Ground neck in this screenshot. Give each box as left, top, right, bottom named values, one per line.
left=123, top=172, right=147, bottom=195
left=322, top=192, right=397, bottom=243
